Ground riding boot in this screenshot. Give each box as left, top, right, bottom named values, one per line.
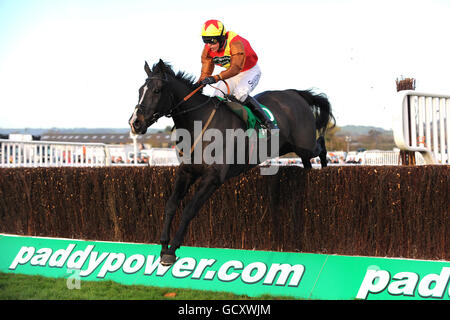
left=243, top=95, right=279, bottom=130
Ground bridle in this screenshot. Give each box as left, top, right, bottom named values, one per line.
left=134, top=75, right=171, bottom=126
left=136, top=75, right=230, bottom=127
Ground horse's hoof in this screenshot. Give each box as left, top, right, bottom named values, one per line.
left=160, top=254, right=176, bottom=266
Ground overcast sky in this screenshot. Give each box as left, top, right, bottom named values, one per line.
left=1, top=0, right=449, bottom=130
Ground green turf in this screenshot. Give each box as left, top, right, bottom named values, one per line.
left=0, top=272, right=294, bottom=300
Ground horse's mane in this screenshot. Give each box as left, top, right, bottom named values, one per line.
left=152, top=61, right=200, bottom=92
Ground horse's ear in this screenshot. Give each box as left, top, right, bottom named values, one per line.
left=144, top=61, right=152, bottom=76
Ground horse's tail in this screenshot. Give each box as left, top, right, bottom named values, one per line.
left=295, top=89, right=336, bottom=135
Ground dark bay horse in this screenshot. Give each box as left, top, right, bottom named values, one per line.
left=129, top=59, right=335, bottom=266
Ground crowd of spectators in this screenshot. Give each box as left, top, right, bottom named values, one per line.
left=111, top=154, right=149, bottom=164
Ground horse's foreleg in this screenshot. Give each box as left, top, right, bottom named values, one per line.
left=161, top=174, right=221, bottom=266
left=160, top=170, right=196, bottom=256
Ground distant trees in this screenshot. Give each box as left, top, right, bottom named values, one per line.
left=324, top=126, right=347, bottom=151
left=325, top=126, right=395, bottom=151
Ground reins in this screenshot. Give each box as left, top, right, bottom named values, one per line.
left=169, top=80, right=230, bottom=117
left=171, top=80, right=230, bottom=156
left=209, top=80, right=230, bottom=97
left=182, top=83, right=206, bottom=102
left=167, top=84, right=207, bottom=117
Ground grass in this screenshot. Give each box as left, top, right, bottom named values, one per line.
left=0, top=272, right=294, bottom=300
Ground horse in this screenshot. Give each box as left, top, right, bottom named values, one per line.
left=129, top=59, right=335, bottom=266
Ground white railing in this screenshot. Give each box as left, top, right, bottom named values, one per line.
left=0, top=139, right=111, bottom=167
left=146, top=148, right=180, bottom=166
left=261, top=151, right=418, bottom=166
left=393, top=91, right=449, bottom=164
left=0, top=139, right=436, bottom=168
left=361, top=150, right=425, bottom=165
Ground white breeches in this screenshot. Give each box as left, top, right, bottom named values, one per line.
left=213, top=64, right=261, bottom=102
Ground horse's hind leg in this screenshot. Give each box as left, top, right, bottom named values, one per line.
left=160, top=168, right=197, bottom=256
left=291, top=146, right=313, bottom=169
left=300, top=155, right=313, bottom=169
left=301, top=136, right=327, bottom=168
left=317, top=136, right=327, bottom=168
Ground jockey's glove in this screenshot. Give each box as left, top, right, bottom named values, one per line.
left=200, top=76, right=218, bottom=85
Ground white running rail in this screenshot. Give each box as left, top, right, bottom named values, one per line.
left=393, top=91, right=450, bottom=164
left=0, top=139, right=111, bottom=167
left=146, top=148, right=180, bottom=166
left=361, top=150, right=425, bottom=165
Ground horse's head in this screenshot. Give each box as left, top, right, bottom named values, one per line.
left=129, top=60, right=173, bottom=134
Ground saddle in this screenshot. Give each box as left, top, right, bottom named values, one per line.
left=215, top=96, right=277, bottom=133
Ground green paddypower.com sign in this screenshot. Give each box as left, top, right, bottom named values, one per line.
left=0, top=234, right=449, bottom=300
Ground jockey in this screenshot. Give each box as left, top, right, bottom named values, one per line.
left=198, top=19, right=279, bottom=130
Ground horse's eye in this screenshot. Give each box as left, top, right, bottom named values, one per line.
left=154, top=89, right=161, bottom=94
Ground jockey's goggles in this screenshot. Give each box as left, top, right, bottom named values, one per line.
left=202, top=36, right=219, bottom=44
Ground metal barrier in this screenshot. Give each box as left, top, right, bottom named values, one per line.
left=0, top=139, right=111, bottom=167
left=146, top=148, right=180, bottom=166
left=393, top=91, right=450, bottom=164
left=0, top=140, right=435, bottom=168
left=361, top=150, right=425, bottom=165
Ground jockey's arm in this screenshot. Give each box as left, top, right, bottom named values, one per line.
left=199, top=45, right=214, bottom=82
left=217, top=40, right=245, bottom=81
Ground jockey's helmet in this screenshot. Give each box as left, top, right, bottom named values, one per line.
left=201, top=20, right=226, bottom=47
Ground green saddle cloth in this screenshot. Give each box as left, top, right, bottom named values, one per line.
left=215, top=96, right=277, bottom=132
